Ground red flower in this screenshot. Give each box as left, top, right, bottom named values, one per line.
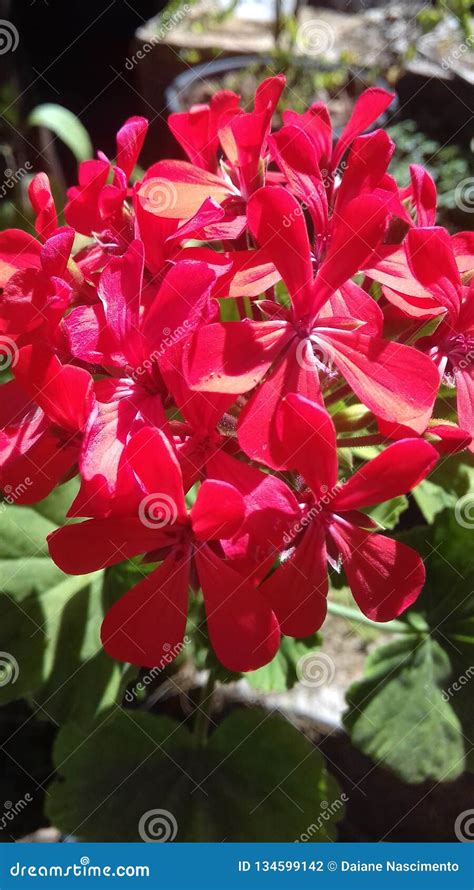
left=258, top=395, right=438, bottom=634
left=48, top=426, right=280, bottom=672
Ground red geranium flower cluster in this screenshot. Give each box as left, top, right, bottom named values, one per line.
left=1, top=79, right=473, bottom=672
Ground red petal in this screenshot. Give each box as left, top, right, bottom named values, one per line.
left=329, top=519, right=425, bottom=621
left=196, top=544, right=280, bottom=671
left=456, top=368, right=474, bottom=453
left=409, top=164, right=437, bottom=226
left=116, top=116, right=148, bottom=180
left=261, top=520, right=328, bottom=636
left=0, top=230, right=41, bottom=286
left=101, top=551, right=190, bottom=667
left=138, top=161, right=233, bottom=219
left=405, top=227, right=461, bottom=319
left=332, top=87, right=395, bottom=168
left=279, top=394, right=338, bottom=492
left=48, top=517, right=169, bottom=574
left=191, top=479, right=245, bottom=540
left=332, top=439, right=438, bottom=511
left=14, top=346, right=93, bottom=432
left=126, top=425, right=187, bottom=518
left=29, top=173, right=58, bottom=241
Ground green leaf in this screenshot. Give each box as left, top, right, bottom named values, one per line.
left=366, top=495, right=409, bottom=530
left=412, top=454, right=473, bottom=523
left=247, top=634, right=322, bottom=692
left=28, top=104, right=93, bottom=163
left=0, top=484, right=121, bottom=723
left=344, top=509, right=474, bottom=781
left=47, top=708, right=342, bottom=842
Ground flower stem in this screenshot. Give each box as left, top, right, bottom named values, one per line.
left=193, top=670, right=216, bottom=747
left=336, top=434, right=384, bottom=448
left=327, top=600, right=408, bottom=633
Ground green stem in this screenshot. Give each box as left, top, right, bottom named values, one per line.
left=327, top=600, right=409, bottom=633
left=336, top=434, right=384, bottom=448
left=193, top=670, right=216, bottom=747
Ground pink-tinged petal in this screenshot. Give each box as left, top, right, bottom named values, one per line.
left=254, top=74, right=286, bottom=115
left=452, top=231, right=474, bottom=274
left=247, top=186, right=315, bottom=318
left=315, top=328, right=440, bottom=432
left=409, top=164, right=437, bottom=226
left=332, top=87, right=395, bottom=168
left=237, top=337, right=322, bottom=467
left=48, top=517, right=174, bottom=574
left=0, top=229, right=41, bottom=286
left=40, top=227, right=75, bottom=278
left=143, top=260, right=216, bottom=361
left=64, top=304, right=120, bottom=366
left=186, top=318, right=291, bottom=394
left=116, top=116, right=148, bottom=179
left=314, top=195, right=388, bottom=313
left=191, top=479, right=245, bottom=541
left=405, top=227, right=462, bottom=319
left=0, top=424, right=79, bottom=505
left=320, top=279, right=383, bottom=337
left=456, top=368, right=474, bottom=453
left=14, top=346, right=94, bottom=432
left=126, top=425, right=187, bottom=518
left=329, top=519, right=425, bottom=621
left=29, top=173, right=58, bottom=241
left=206, top=449, right=300, bottom=581
left=335, top=130, right=394, bottom=213
left=101, top=551, right=190, bottom=667
left=195, top=247, right=280, bottom=299
left=138, top=160, right=234, bottom=219
left=65, top=158, right=110, bottom=235
left=427, top=423, right=472, bottom=455
left=365, top=245, right=444, bottom=318
left=267, top=126, right=328, bottom=233
left=169, top=91, right=240, bottom=172
left=133, top=183, right=178, bottom=274
left=332, top=439, right=438, bottom=511
left=278, top=394, right=338, bottom=492
left=283, top=103, right=333, bottom=170
left=196, top=544, right=280, bottom=671
left=260, top=521, right=328, bottom=637
left=98, top=239, right=146, bottom=367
